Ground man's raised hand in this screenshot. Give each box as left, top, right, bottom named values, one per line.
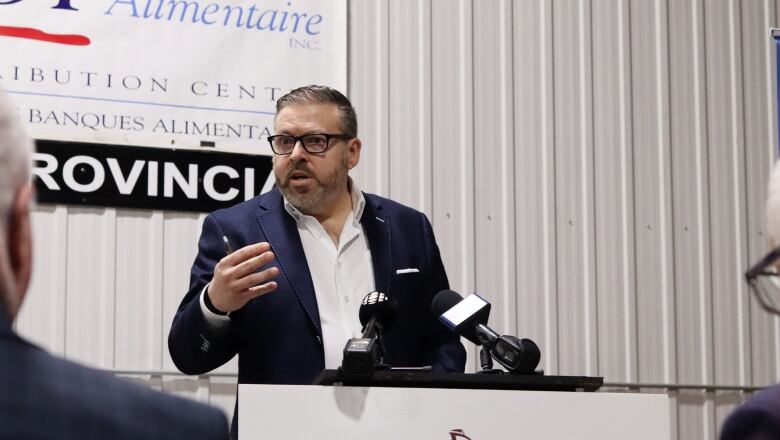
left=207, top=242, right=279, bottom=313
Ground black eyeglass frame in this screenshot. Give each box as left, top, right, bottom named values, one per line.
left=745, top=245, right=780, bottom=315
left=267, top=133, right=353, bottom=155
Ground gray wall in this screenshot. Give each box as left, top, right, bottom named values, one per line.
left=14, top=1, right=780, bottom=438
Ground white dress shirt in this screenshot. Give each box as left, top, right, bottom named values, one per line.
left=200, top=180, right=375, bottom=369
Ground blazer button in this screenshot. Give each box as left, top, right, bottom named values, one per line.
left=316, top=335, right=322, bottom=344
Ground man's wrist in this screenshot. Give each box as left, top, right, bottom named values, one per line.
left=204, top=286, right=229, bottom=316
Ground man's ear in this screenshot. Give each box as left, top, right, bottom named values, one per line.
left=347, top=137, right=361, bottom=170
left=8, top=183, right=33, bottom=314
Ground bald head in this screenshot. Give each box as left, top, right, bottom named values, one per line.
left=0, top=89, right=33, bottom=321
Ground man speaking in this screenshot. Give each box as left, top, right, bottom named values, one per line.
left=168, top=85, right=466, bottom=433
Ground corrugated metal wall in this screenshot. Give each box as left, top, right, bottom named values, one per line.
left=12, top=1, right=780, bottom=438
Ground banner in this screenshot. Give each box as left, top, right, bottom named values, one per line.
left=34, top=139, right=273, bottom=212
left=0, top=0, right=347, bottom=155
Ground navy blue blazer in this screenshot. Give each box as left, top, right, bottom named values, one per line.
left=0, top=313, right=228, bottom=439
left=721, top=384, right=780, bottom=440
left=169, top=187, right=466, bottom=382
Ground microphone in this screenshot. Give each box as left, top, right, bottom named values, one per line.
left=358, top=291, right=398, bottom=339
left=341, top=292, right=398, bottom=377
left=432, top=289, right=541, bottom=374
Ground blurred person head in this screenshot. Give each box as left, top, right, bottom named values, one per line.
left=0, top=88, right=33, bottom=322
left=744, top=162, right=780, bottom=317
left=725, top=164, right=780, bottom=437
left=767, top=162, right=780, bottom=256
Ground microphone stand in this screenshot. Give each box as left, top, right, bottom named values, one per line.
left=341, top=319, right=390, bottom=377
left=477, top=347, right=503, bottom=374
left=372, top=323, right=390, bottom=371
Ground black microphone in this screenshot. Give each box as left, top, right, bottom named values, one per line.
left=358, top=291, right=398, bottom=339
left=341, top=292, right=398, bottom=377
left=432, top=289, right=541, bottom=374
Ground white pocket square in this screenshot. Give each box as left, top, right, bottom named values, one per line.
left=396, top=268, right=419, bottom=274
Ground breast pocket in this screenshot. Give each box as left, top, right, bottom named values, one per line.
left=391, top=268, right=423, bottom=302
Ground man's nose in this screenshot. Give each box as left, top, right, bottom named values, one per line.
left=289, top=139, right=309, bottom=159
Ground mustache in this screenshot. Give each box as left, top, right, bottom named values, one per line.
left=284, top=162, right=314, bottom=179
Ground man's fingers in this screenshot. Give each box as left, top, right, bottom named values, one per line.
left=222, top=241, right=270, bottom=266
left=244, top=281, right=279, bottom=299
left=234, top=266, right=280, bottom=292
left=211, top=242, right=278, bottom=311
left=232, top=251, right=276, bottom=279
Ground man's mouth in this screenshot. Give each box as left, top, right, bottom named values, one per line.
left=289, top=170, right=312, bottom=182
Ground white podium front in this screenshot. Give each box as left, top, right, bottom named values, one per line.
left=239, top=383, right=670, bottom=439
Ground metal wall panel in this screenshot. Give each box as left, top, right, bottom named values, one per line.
left=704, top=0, right=752, bottom=431
left=13, top=0, right=780, bottom=438
left=161, top=212, right=207, bottom=372
left=473, top=1, right=517, bottom=346
left=631, top=0, right=677, bottom=389
left=513, top=0, right=560, bottom=374
left=592, top=0, right=638, bottom=385
left=65, top=207, right=116, bottom=368
left=552, top=0, right=599, bottom=377
left=707, top=0, right=748, bottom=387
left=16, top=205, right=68, bottom=356
left=387, top=0, right=433, bottom=213
left=115, top=210, right=164, bottom=370
left=669, top=0, right=715, bottom=437
left=349, top=0, right=390, bottom=196
left=430, top=0, right=477, bottom=369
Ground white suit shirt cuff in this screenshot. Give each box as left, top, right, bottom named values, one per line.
left=199, top=283, right=231, bottom=330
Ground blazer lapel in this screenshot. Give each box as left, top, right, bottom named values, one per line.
left=361, top=194, right=392, bottom=296
left=256, top=188, right=322, bottom=337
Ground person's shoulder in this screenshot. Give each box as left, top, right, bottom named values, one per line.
left=1, top=340, right=227, bottom=439
left=721, top=383, right=780, bottom=440
left=734, top=383, right=780, bottom=414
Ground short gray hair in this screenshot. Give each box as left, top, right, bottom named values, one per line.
left=0, top=89, right=31, bottom=318
left=275, top=85, right=358, bottom=138
left=767, top=161, right=780, bottom=249
left=0, top=89, right=32, bottom=227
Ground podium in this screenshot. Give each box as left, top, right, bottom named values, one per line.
left=312, top=369, right=604, bottom=391
left=239, top=370, right=670, bottom=439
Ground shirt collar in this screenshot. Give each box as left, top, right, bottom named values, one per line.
left=283, top=177, right=365, bottom=223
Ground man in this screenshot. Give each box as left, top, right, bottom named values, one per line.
left=0, top=89, right=229, bottom=440
left=720, top=162, right=780, bottom=440
left=168, top=85, right=466, bottom=433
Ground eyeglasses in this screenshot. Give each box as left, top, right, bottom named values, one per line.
left=745, top=245, right=780, bottom=315
left=267, top=133, right=352, bottom=155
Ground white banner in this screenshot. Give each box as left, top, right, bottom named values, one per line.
left=0, top=0, right=347, bottom=154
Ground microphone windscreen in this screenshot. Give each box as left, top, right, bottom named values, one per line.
left=358, top=291, right=398, bottom=330
left=431, top=289, right=464, bottom=317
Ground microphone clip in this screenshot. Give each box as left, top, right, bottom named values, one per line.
left=341, top=320, right=390, bottom=377
left=477, top=346, right=503, bottom=374
left=341, top=291, right=399, bottom=378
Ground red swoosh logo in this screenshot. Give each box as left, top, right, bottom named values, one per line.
left=0, top=26, right=90, bottom=46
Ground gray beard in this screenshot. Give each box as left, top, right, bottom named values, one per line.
left=275, top=154, right=350, bottom=215
left=280, top=179, right=337, bottom=214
